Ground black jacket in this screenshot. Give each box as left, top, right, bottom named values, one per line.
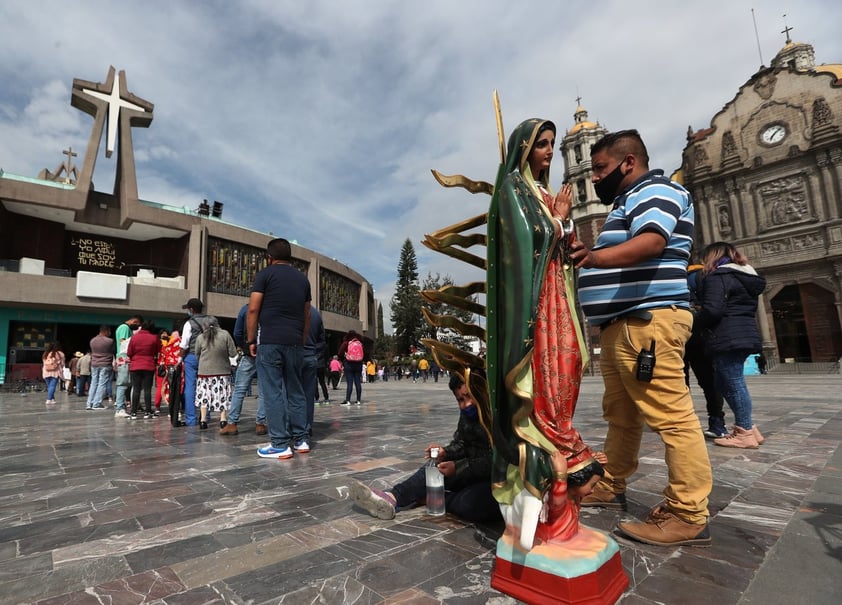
left=443, top=413, right=493, bottom=491
left=697, top=263, right=766, bottom=355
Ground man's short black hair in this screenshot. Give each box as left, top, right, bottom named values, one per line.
left=267, top=238, right=292, bottom=261
left=448, top=373, right=464, bottom=393
left=591, top=129, right=649, bottom=165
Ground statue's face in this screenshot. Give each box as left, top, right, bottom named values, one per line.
left=527, top=129, right=554, bottom=179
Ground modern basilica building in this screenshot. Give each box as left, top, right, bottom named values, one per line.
left=0, top=67, right=375, bottom=384
left=561, top=34, right=842, bottom=366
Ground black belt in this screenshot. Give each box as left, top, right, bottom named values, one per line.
left=600, top=309, right=653, bottom=331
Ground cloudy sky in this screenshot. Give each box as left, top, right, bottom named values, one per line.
left=0, top=1, right=837, bottom=329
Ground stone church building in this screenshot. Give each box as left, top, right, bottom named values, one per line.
left=561, top=35, right=842, bottom=365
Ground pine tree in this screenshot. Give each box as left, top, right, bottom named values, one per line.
left=373, top=302, right=394, bottom=361
left=390, top=238, right=423, bottom=355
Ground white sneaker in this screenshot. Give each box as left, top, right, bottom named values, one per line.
left=114, top=409, right=130, bottom=418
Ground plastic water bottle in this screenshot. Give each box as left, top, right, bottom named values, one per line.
left=425, top=447, right=445, bottom=516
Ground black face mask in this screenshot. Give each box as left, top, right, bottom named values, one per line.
left=594, top=160, right=626, bottom=205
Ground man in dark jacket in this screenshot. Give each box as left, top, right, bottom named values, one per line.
left=349, top=374, right=500, bottom=522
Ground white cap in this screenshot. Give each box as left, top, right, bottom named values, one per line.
left=430, top=447, right=439, bottom=459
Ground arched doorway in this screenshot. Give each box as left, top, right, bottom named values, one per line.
left=771, top=284, right=842, bottom=362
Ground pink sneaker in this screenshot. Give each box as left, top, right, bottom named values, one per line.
left=349, top=480, right=396, bottom=520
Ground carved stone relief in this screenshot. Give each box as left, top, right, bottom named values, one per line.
left=718, top=206, right=732, bottom=234
left=722, top=131, right=737, bottom=157
left=759, top=176, right=809, bottom=227
left=753, top=73, right=777, bottom=100
left=813, top=98, right=833, bottom=127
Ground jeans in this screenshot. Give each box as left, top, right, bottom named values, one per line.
left=344, top=362, right=362, bottom=402
left=76, top=375, right=90, bottom=396
left=597, top=307, right=712, bottom=524
left=390, top=466, right=501, bottom=523
left=182, top=353, right=199, bottom=426
left=86, top=366, right=113, bottom=408
left=229, top=354, right=265, bottom=425
left=130, top=370, right=154, bottom=415
left=115, top=364, right=131, bottom=411
left=257, top=344, right=307, bottom=449
left=302, top=355, right=320, bottom=432
left=713, top=350, right=753, bottom=429
left=44, top=376, right=59, bottom=400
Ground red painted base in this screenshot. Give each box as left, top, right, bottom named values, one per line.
left=492, top=549, right=627, bottom=605
left=490, top=527, right=629, bottom=605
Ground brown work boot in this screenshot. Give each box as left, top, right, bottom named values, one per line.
left=618, top=505, right=711, bottom=547
left=581, top=484, right=627, bottom=511
left=752, top=425, right=765, bottom=445
left=255, top=423, right=267, bottom=436
left=219, top=423, right=239, bottom=435
left=714, top=425, right=759, bottom=449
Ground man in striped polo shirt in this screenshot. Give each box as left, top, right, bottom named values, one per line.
left=569, top=130, right=713, bottom=547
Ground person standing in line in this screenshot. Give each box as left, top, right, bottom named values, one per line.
left=194, top=317, right=237, bottom=430
left=76, top=350, right=92, bottom=397
left=696, top=241, right=767, bottom=449
left=155, top=328, right=181, bottom=412
left=41, top=342, right=65, bottom=405
left=302, top=305, right=327, bottom=436
left=87, top=326, right=114, bottom=411
left=685, top=263, right=727, bottom=439
left=222, top=303, right=267, bottom=436
left=570, top=129, right=713, bottom=547
left=338, top=330, right=364, bottom=405
left=126, top=321, right=161, bottom=419
left=153, top=329, right=170, bottom=414
left=67, top=352, right=82, bottom=394
left=247, top=238, right=311, bottom=459
left=328, top=355, right=342, bottom=390
left=114, top=315, right=142, bottom=415
left=179, top=298, right=212, bottom=427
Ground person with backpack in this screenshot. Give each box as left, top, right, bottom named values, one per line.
left=179, top=298, right=213, bottom=426
left=339, top=330, right=364, bottom=405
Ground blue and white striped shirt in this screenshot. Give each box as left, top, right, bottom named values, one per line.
left=578, top=170, right=693, bottom=326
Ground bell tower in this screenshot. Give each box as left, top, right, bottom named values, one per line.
left=559, top=100, right=608, bottom=249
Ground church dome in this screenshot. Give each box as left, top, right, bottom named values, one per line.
left=566, top=104, right=598, bottom=135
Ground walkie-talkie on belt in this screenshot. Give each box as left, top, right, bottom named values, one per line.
left=636, top=340, right=656, bottom=382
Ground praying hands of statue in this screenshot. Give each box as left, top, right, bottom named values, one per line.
left=552, top=183, right=573, bottom=221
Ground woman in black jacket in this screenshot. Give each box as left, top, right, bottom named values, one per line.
left=696, top=242, right=767, bottom=448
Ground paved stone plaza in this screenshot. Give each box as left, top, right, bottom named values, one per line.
left=0, top=372, right=840, bottom=604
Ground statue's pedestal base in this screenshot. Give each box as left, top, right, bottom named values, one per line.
left=491, top=525, right=628, bottom=605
